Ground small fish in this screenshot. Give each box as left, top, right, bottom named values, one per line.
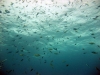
left=16, top=35, right=19, bottom=37
left=50, top=63, right=53, bottom=67
left=0, top=10, right=2, bottom=13
left=62, top=60, right=66, bottom=63
left=34, top=54, right=40, bottom=57
left=91, top=51, right=98, bottom=54
left=11, top=2, right=14, bottom=5
left=17, top=16, right=20, bottom=20
left=6, top=49, right=8, bottom=50
left=2, top=5, right=5, bottom=7
left=49, top=48, right=53, bottom=50
left=50, top=51, right=52, bottom=53
left=66, top=64, right=69, bottom=67
left=0, top=66, right=1, bottom=68
left=36, top=12, right=39, bottom=17
left=42, top=56, right=43, bottom=59
left=28, top=58, right=30, bottom=61
left=54, top=53, right=58, bottom=55
left=20, top=54, right=25, bottom=56
left=51, top=0, right=54, bottom=2
left=98, top=5, right=100, bottom=8
left=36, top=72, right=40, bottom=75
left=8, top=51, right=12, bottom=53
left=86, top=64, right=89, bottom=66
left=44, top=61, right=46, bottom=63
left=40, top=36, right=42, bottom=38
left=30, top=68, right=33, bottom=71
left=55, top=13, right=58, bottom=15
left=96, top=67, right=100, bottom=71
left=83, top=52, right=86, bottom=54
left=16, top=51, right=19, bottom=53
left=89, top=42, right=95, bottom=45
left=85, top=3, right=89, bottom=6
left=21, top=59, right=23, bottom=61
left=97, top=45, right=100, bottom=48
left=21, top=50, right=23, bottom=52
left=1, top=59, right=7, bottom=63
left=93, top=37, right=95, bottom=39
left=19, top=37, right=22, bottom=39
left=65, top=13, right=67, bottom=16
left=25, top=71, right=27, bottom=74
left=5, top=10, right=10, bottom=13
left=93, top=16, right=99, bottom=20
left=91, top=33, right=94, bottom=35
left=51, top=60, right=53, bottom=63
left=73, top=28, right=78, bottom=30
left=82, top=48, right=85, bottom=50
left=53, top=48, right=57, bottom=50
left=6, top=70, right=12, bottom=73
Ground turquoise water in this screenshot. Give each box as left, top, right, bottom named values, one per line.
left=0, top=0, right=100, bottom=75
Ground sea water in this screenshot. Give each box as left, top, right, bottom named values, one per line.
left=0, top=0, right=100, bottom=75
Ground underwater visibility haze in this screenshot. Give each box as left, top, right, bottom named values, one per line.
left=0, top=0, right=100, bottom=75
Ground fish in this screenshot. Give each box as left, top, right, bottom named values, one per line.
left=36, top=72, right=40, bottom=75
left=0, top=66, right=2, bottom=69
left=19, top=37, right=22, bottom=39
left=89, top=42, right=95, bottom=45
left=21, top=59, right=23, bottom=61
left=73, top=28, right=78, bottom=30
left=49, top=48, right=53, bottom=50
left=54, top=53, right=58, bottom=55
left=96, top=67, right=100, bottom=71
left=8, top=51, right=12, bottom=53
left=93, top=37, right=95, bottom=39
left=25, top=71, right=27, bottom=74
left=83, top=52, right=86, bottom=54
left=97, top=45, right=100, bottom=48
left=5, top=10, right=10, bottom=13
left=42, top=56, right=43, bottom=59
left=53, top=48, right=57, bottom=50
left=6, top=70, right=13, bottom=73
left=62, top=60, right=66, bottom=63
left=50, top=63, right=53, bottom=67
left=91, top=51, right=98, bottom=54
left=0, top=10, right=2, bottom=13
left=16, top=51, right=19, bottom=53
left=51, top=0, right=54, bottom=2
left=20, top=54, right=25, bottom=56
left=17, top=16, right=20, bottom=20
left=91, top=33, right=94, bottom=35
left=98, top=5, right=100, bottom=8
left=30, top=68, right=33, bottom=71
left=1, top=5, right=5, bottom=7
left=40, top=36, right=42, bottom=38
left=82, top=48, right=85, bottom=50
left=10, top=2, right=14, bottom=5
left=44, top=60, right=46, bottom=63
left=93, top=16, right=99, bottom=20
left=36, top=12, right=39, bottom=17
left=1, top=59, right=7, bottom=63
left=66, top=64, right=69, bottom=67
left=34, top=54, right=40, bottom=57
left=86, top=64, right=89, bottom=66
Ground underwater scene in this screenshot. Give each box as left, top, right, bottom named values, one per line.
left=0, top=0, right=100, bottom=75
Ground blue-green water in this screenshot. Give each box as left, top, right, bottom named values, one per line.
left=0, top=0, right=100, bottom=75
